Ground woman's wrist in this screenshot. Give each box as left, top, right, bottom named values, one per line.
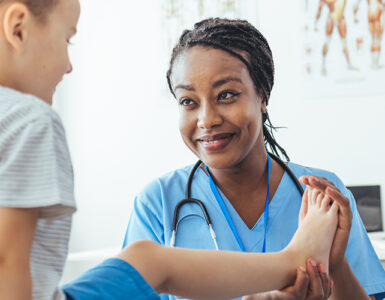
left=329, top=256, right=349, bottom=279
left=328, top=256, right=372, bottom=300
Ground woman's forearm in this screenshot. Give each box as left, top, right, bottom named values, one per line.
left=330, top=257, right=372, bottom=300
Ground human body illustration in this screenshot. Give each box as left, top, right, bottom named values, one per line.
left=315, top=0, right=358, bottom=75
left=354, top=0, right=385, bottom=68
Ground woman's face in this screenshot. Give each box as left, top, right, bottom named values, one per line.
left=170, top=46, right=266, bottom=169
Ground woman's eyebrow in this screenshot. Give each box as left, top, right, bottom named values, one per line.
left=174, top=77, right=242, bottom=91
left=174, top=84, right=195, bottom=92
left=212, top=77, right=242, bottom=88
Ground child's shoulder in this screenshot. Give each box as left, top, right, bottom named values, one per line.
left=0, top=86, right=62, bottom=129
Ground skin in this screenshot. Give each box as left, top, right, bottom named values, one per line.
left=0, top=0, right=79, bottom=298
left=170, top=46, right=373, bottom=299
left=0, top=0, right=80, bottom=104
left=0, top=208, right=39, bottom=300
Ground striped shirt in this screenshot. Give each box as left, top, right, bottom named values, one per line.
left=0, top=86, right=76, bottom=300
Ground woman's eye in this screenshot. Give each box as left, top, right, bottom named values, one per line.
left=180, top=99, right=195, bottom=106
left=217, top=91, right=239, bottom=100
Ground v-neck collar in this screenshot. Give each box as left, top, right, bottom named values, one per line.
left=197, top=165, right=290, bottom=232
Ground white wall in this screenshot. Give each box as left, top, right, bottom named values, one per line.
left=54, top=0, right=385, bottom=260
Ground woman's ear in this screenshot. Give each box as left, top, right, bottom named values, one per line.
left=261, top=98, right=267, bottom=114
left=2, top=3, right=31, bottom=53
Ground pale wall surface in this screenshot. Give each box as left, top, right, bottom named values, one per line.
left=54, top=0, right=385, bottom=281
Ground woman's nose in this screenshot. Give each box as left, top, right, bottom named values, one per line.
left=197, top=103, right=223, bottom=129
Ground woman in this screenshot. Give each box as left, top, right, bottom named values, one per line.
left=123, top=18, right=385, bottom=299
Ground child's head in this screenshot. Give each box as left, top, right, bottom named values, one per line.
left=0, top=0, right=80, bottom=104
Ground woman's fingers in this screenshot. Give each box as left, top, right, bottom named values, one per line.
left=299, top=176, right=336, bottom=191
left=317, top=264, right=332, bottom=299
left=306, top=259, right=326, bottom=299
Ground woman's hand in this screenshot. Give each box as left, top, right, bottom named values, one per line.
left=299, top=176, right=353, bottom=273
left=242, top=260, right=332, bottom=300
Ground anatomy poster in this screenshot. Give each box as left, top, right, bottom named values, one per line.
left=301, top=0, right=385, bottom=100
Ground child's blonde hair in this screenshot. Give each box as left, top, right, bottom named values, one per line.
left=0, top=0, right=58, bottom=19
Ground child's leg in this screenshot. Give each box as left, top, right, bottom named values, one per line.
left=117, top=191, right=338, bottom=300
left=118, top=240, right=295, bottom=299
left=62, top=189, right=337, bottom=300
left=289, top=187, right=338, bottom=272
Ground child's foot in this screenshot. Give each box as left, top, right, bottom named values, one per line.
left=286, top=188, right=338, bottom=273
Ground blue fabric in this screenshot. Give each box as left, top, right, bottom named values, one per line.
left=205, top=154, right=271, bottom=253
left=206, top=165, right=246, bottom=252
left=62, top=258, right=159, bottom=300
left=375, top=292, right=385, bottom=300
left=123, top=162, right=385, bottom=300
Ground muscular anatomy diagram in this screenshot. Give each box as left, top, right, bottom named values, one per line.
left=315, top=0, right=358, bottom=75
left=354, top=0, right=384, bottom=68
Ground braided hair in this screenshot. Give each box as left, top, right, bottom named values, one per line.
left=166, top=18, right=289, bottom=161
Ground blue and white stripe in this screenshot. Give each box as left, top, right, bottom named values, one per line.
left=0, top=86, right=76, bottom=300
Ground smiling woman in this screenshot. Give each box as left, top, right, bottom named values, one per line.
left=123, top=18, right=385, bottom=300
left=171, top=46, right=266, bottom=171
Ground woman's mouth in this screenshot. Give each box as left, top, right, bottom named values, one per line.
left=196, top=133, right=235, bottom=152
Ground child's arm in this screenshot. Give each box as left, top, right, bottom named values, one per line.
left=118, top=240, right=302, bottom=300
left=0, top=207, right=39, bottom=300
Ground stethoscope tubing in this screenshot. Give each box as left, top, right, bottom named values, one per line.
left=170, top=153, right=303, bottom=249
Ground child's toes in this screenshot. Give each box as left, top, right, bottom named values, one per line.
left=330, top=200, right=339, bottom=215
left=321, top=194, right=331, bottom=210
left=309, top=188, right=318, bottom=206
left=315, top=191, right=324, bottom=208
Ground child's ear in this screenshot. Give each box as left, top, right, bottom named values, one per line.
left=2, top=3, right=31, bottom=53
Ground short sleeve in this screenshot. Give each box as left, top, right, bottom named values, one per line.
left=0, top=112, right=76, bottom=218
left=123, top=192, right=165, bottom=247
left=122, top=182, right=172, bottom=300
left=333, top=176, right=385, bottom=296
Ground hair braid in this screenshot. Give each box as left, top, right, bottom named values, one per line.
left=167, top=17, right=290, bottom=161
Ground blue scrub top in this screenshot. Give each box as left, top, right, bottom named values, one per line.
left=123, top=162, right=385, bottom=300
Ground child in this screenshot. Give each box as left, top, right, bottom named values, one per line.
left=0, top=0, right=80, bottom=299
left=0, top=0, right=341, bottom=299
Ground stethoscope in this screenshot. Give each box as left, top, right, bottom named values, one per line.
left=170, top=152, right=304, bottom=252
